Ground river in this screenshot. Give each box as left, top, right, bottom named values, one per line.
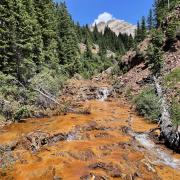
left=0, top=99, right=180, bottom=180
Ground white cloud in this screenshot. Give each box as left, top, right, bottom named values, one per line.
left=93, top=12, right=115, bottom=25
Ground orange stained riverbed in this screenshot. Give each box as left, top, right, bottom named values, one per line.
left=0, top=100, right=180, bottom=180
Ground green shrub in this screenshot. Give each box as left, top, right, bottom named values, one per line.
left=165, top=68, right=180, bottom=87
left=0, top=115, right=6, bottom=122
left=125, top=87, right=133, bottom=100
left=111, top=65, right=122, bottom=76
left=0, top=96, right=20, bottom=120
left=166, top=20, right=180, bottom=43
left=13, top=106, right=30, bottom=121
left=134, top=88, right=161, bottom=122
left=147, top=44, right=164, bottom=75
left=171, top=101, right=180, bottom=126
left=30, top=67, right=68, bottom=108
left=0, top=68, right=68, bottom=121
left=151, top=29, right=164, bottom=47
left=0, top=72, right=18, bottom=98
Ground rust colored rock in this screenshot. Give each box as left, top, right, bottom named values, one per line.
left=89, top=162, right=122, bottom=178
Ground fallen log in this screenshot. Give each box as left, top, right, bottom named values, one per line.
left=33, top=88, right=60, bottom=105
left=153, top=76, right=180, bottom=152
left=14, top=78, right=60, bottom=106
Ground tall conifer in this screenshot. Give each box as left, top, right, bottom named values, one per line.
left=57, top=2, right=80, bottom=75
left=147, top=9, right=154, bottom=30
left=34, top=0, right=58, bottom=66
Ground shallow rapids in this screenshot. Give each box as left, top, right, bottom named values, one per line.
left=133, top=133, right=180, bottom=169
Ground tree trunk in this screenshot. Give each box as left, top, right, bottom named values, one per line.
left=153, top=76, right=180, bottom=152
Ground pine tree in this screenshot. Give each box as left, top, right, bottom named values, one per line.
left=83, top=24, right=93, bottom=45
left=147, top=9, right=154, bottom=30
left=57, top=2, right=80, bottom=75
left=127, top=34, right=134, bottom=50
left=93, top=24, right=99, bottom=42
left=141, top=16, right=147, bottom=41
left=0, top=0, right=14, bottom=73
left=84, top=38, right=93, bottom=59
left=153, top=0, right=171, bottom=27
left=34, top=0, right=58, bottom=67
left=23, top=0, right=44, bottom=71
left=0, top=0, right=41, bottom=82
left=75, top=22, right=83, bottom=42
left=135, top=21, right=142, bottom=43
left=147, top=29, right=164, bottom=75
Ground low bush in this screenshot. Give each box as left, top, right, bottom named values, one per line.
left=125, top=87, right=133, bottom=100
left=151, top=29, right=164, bottom=47
left=111, top=65, right=123, bottom=76
left=30, top=67, right=67, bottom=108
left=170, top=101, right=180, bottom=126
left=0, top=68, right=68, bottom=121
left=134, top=87, right=161, bottom=122
left=13, top=106, right=30, bottom=121
left=166, top=19, right=180, bottom=43
left=164, top=68, right=180, bottom=87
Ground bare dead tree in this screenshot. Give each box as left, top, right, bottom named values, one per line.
left=153, top=76, right=180, bottom=152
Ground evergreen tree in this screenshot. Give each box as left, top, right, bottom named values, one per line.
left=0, top=0, right=41, bottom=82
left=57, top=2, right=80, bottom=75
left=127, top=34, right=134, bottom=50
left=147, top=9, right=154, bottom=30
left=23, top=0, right=44, bottom=71
left=84, top=38, right=93, bottom=59
left=135, top=21, right=142, bottom=43
left=147, top=29, right=164, bottom=75
left=34, top=0, right=58, bottom=67
left=81, top=24, right=93, bottom=45
left=0, top=0, right=14, bottom=73
left=141, top=16, right=147, bottom=41
left=93, top=24, right=100, bottom=42
left=75, top=22, right=83, bottom=42
left=153, top=0, right=179, bottom=27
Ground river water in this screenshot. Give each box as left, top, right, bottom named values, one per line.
left=0, top=99, right=180, bottom=180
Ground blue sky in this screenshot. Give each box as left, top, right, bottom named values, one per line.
left=55, top=0, right=154, bottom=25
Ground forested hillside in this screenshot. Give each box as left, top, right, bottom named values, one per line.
left=0, top=0, right=134, bottom=121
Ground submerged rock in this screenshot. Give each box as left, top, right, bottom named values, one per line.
left=21, top=131, right=67, bottom=152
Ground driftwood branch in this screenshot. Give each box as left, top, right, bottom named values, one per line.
left=14, top=78, right=60, bottom=105
left=33, top=88, right=60, bottom=105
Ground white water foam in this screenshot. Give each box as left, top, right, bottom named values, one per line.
left=97, top=87, right=110, bottom=101
left=134, top=133, right=180, bottom=169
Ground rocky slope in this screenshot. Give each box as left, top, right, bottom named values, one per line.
left=110, top=37, right=180, bottom=97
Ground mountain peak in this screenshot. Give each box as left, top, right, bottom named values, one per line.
left=91, top=12, right=137, bottom=37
